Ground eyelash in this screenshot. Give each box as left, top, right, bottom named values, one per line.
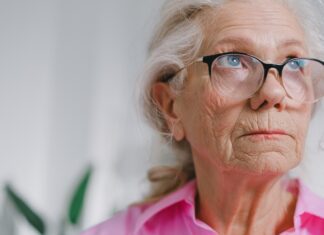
left=286, top=55, right=299, bottom=59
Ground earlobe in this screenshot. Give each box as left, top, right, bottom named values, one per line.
left=151, top=82, right=185, bottom=141
left=171, top=123, right=185, bottom=141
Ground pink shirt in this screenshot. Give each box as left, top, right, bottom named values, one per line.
left=81, top=180, right=324, bottom=235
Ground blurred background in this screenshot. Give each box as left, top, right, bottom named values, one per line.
left=0, top=0, right=165, bottom=234
left=0, top=0, right=324, bottom=234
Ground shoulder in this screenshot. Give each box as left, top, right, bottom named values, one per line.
left=79, top=199, right=187, bottom=235
left=80, top=205, right=145, bottom=235
left=80, top=180, right=197, bottom=235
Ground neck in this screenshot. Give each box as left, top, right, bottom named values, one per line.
left=195, top=167, right=297, bottom=235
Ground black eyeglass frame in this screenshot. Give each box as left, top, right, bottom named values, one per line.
left=161, top=51, right=324, bottom=83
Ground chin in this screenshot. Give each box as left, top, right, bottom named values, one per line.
left=230, top=151, right=302, bottom=177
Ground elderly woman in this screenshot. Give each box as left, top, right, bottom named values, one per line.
left=82, top=0, right=324, bottom=234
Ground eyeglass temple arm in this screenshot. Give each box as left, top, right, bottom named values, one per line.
left=196, top=57, right=204, bottom=62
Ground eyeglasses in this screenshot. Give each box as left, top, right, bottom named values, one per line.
left=162, top=52, right=324, bottom=103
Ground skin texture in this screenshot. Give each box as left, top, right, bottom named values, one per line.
left=151, top=0, right=313, bottom=234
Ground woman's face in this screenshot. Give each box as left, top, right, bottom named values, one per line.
left=175, top=0, right=312, bottom=175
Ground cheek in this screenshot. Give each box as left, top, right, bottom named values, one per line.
left=180, top=86, right=244, bottom=158
left=293, top=106, right=312, bottom=154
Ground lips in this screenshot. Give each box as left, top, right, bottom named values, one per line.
left=244, top=130, right=287, bottom=136
left=241, top=129, right=289, bottom=139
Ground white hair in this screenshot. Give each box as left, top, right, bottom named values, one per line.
left=139, top=0, right=324, bottom=201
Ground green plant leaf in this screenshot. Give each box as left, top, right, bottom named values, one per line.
left=68, top=165, right=93, bottom=225
left=5, top=184, right=46, bottom=235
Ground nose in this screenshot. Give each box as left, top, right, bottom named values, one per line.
left=250, top=69, right=287, bottom=111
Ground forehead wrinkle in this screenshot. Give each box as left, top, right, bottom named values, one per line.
left=198, top=2, right=307, bottom=59
left=214, top=14, right=297, bottom=33
left=213, top=37, right=305, bottom=51
left=204, top=35, right=307, bottom=62
left=213, top=2, right=297, bottom=28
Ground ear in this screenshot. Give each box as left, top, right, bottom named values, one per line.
left=151, top=82, right=185, bottom=141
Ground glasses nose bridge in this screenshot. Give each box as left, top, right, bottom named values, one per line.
left=262, top=63, right=284, bottom=80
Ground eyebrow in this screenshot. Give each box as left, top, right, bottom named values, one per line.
left=212, top=37, right=306, bottom=53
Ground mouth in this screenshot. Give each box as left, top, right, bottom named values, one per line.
left=241, top=130, right=289, bottom=140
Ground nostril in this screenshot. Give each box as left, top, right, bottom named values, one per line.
left=253, top=100, right=282, bottom=111
left=260, top=101, right=268, bottom=109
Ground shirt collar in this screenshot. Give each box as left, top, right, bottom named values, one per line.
left=134, top=179, right=324, bottom=233
left=134, top=180, right=196, bottom=233
left=294, top=179, right=324, bottom=220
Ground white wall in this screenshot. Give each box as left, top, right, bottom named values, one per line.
left=0, top=1, right=324, bottom=235
left=0, top=1, right=163, bottom=234
left=0, top=1, right=58, bottom=234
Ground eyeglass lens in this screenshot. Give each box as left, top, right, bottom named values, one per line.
left=210, top=54, right=324, bottom=103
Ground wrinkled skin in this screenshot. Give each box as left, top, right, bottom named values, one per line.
left=152, top=0, right=313, bottom=234
left=179, top=1, right=312, bottom=176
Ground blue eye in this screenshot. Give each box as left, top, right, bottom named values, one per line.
left=218, top=55, right=243, bottom=68
left=287, top=59, right=305, bottom=70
